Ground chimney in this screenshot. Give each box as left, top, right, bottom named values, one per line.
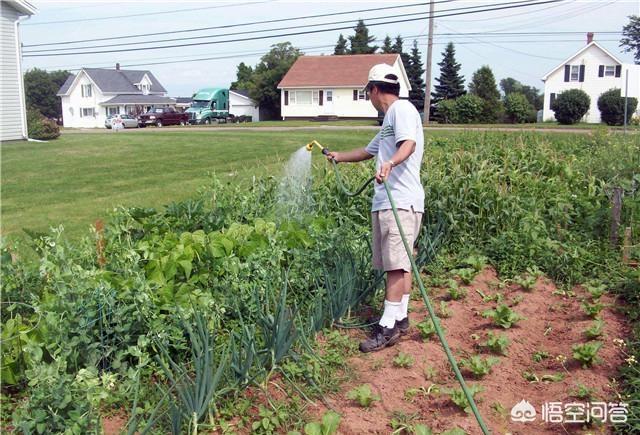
left=116, top=62, right=120, bottom=70
left=587, top=32, right=594, bottom=44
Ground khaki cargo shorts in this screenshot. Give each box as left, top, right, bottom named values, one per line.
left=372, top=208, right=423, bottom=272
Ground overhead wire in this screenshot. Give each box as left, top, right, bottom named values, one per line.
left=23, top=0, right=567, bottom=58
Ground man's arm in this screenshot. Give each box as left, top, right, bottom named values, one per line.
left=376, top=140, right=416, bottom=183
left=326, top=147, right=374, bottom=163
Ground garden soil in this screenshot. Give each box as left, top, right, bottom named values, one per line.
left=310, top=267, right=629, bottom=435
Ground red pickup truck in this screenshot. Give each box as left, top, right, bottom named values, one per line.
left=138, top=107, right=189, bottom=127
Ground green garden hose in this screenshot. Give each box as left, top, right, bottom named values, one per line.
left=328, top=158, right=491, bottom=435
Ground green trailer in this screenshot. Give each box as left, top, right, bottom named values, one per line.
left=186, top=88, right=229, bottom=124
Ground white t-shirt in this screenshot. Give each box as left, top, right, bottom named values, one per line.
left=365, top=99, right=425, bottom=213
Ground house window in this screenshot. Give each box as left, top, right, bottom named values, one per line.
left=294, top=90, right=312, bottom=105
left=107, top=107, right=119, bottom=116
left=570, top=65, right=580, bottom=81
left=81, top=107, right=95, bottom=117
left=604, top=66, right=615, bottom=77
left=312, top=90, right=319, bottom=105
left=326, top=91, right=333, bottom=102
left=81, top=84, right=92, bottom=97
left=141, top=84, right=150, bottom=95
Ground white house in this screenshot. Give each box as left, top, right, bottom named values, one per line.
left=277, top=54, right=410, bottom=120
left=57, top=64, right=175, bottom=128
left=542, top=33, right=640, bottom=124
left=1, top=0, right=36, bottom=141
left=229, top=89, right=260, bottom=121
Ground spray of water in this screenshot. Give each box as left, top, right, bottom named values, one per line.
left=276, top=146, right=314, bottom=220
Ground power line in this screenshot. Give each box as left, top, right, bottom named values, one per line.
left=24, top=1, right=445, bottom=47
left=22, top=0, right=276, bottom=26
left=23, top=0, right=566, bottom=58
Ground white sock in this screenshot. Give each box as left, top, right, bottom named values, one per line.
left=399, top=294, right=410, bottom=320
left=379, top=300, right=402, bottom=329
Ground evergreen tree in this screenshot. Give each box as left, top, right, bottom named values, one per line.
left=620, top=15, right=640, bottom=64
left=24, top=68, right=70, bottom=119
left=381, top=35, right=393, bottom=54
left=334, top=34, right=348, bottom=55
left=500, top=77, right=543, bottom=110
left=432, top=42, right=465, bottom=102
left=230, top=62, right=254, bottom=90
left=348, top=20, right=378, bottom=54
left=392, top=35, right=411, bottom=67
left=407, top=40, right=425, bottom=111
left=469, top=65, right=502, bottom=123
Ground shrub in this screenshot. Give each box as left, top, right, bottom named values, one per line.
left=504, top=93, right=534, bottom=123
left=27, top=107, right=60, bottom=140
left=436, top=99, right=457, bottom=124
left=597, top=88, right=638, bottom=125
left=453, top=94, right=484, bottom=124
left=551, top=89, right=590, bottom=124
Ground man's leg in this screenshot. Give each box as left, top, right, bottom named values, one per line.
left=378, top=269, right=404, bottom=328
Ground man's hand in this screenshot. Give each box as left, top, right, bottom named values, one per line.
left=326, top=151, right=340, bottom=162
left=376, top=161, right=393, bottom=184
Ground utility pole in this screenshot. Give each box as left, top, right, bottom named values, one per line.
left=423, top=0, right=435, bottom=126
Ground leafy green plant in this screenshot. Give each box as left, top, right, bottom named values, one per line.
left=252, top=404, right=288, bottom=434
left=459, top=355, right=499, bottom=378
left=572, top=342, right=602, bottom=368
left=584, top=319, right=605, bottom=339
left=450, top=268, right=476, bottom=285
left=532, top=350, right=550, bottom=363
left=570, top=383, right=596, bottom=400
left=447, top=281, right=467, bottom=300
left=393, top=352, right=415, bottom=368
left=439, top=301, right=452, bottom=318
left=423, top=366, right=438, bottom=381
left=582, top=301, right=605, bottom=319
left=304, top=410, right=341, bottom=435
left=416, top=318, right=437, bottom=341
left=346, top=384, right=380, bottom=408
left=513, top=272, right=537, bottom=291
left=460, top=254, right=488, bottom=273
left=481, top=332, right=510, bottom=355
left=446, top=384, right=483, bottom=413
left=482, top=304, right=524, bottom=328
left=584, top=281, right=607, bottom=299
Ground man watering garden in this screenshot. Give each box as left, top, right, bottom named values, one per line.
left=326, top=63, right=425, bottom=353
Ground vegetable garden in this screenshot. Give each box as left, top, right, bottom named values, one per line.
left=1, top=130, right=639, bottom=434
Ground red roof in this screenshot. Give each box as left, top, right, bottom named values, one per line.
left=278, top=54, right=399, bottom=88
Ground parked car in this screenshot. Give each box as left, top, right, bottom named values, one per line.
left=138, top=107, right=189, bottom=127
left=104, top=114, right=139, bottom=129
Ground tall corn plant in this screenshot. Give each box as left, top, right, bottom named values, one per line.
left=153, top=310, right=229, bottom=435
left=415, top=211, right=447, bottom=270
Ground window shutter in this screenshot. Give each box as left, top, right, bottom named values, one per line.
left=81, top=86, right=85, bottom=97
left=598, top=65, right=604, bottom=77
left=550, top=93, right=556, bottom=110
left=80, top=108, right=83, bottom=118
left=353, top=90, right=358, bottom=101
left=579, top=65, right=585, bottom=82
left=564, top=65, right=570, bottom=82
left=284, top=91, right=289, bottom=106
left=615, top=65, right=622, bottom=77
left=319, top=90, right=323, bottom=106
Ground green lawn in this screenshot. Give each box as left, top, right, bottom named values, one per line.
left=1, top=130, right=374, bottom=240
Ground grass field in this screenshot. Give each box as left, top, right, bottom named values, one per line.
left=0, top=127, right=633, bottom=240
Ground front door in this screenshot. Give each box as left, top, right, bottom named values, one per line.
left=323, top=90, right=334, bottom=115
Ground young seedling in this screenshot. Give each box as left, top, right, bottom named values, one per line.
left=461, top=254, right=488, bottom=273
left=393, top=352, right=415, bottom=369
left=570, top=383, right=596, bottom=400
left=513, top=273, right=537, bottom=291
left=446, top=385, right=483, bottom=413
left=572, top=342, right=602, bottom=368
left=532, top=350, right=551, bottom=363
left=585, top=281, right=606, bottom=300
left=481, top=332, right=510, bottom=355
left=389, top=411, right=420, bottom=434
left=439, top=301, right=452, bottom=318
left=482, top=304, right=524, bottom=329
left=423, top=365, right=438, bottom=381
left=584, top=319, right=605, bottom=339
left=416, top=318, right=437, bottom=341
left=451, top=267, right=476, bottom=285
left=459, top=355, right=499, bottom=378
left=510, top=295, right=524, bottom=306
left=447, top=281, right=467, bottom=301
left=346, top=384, right=380, bottom=408
left=582, top=301, right=605, bottom=319
left=304, top=411, right=341, bottom=435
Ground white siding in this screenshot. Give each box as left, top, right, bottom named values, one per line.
left=0, top=3, right=25, bottom=141
left=543, top=44, right=640, bottom=123
left=229, top=92, right=260, bottom=121
left=61, top=71, right=114, bottom=128
left=279, top=56, right=410, bottom=119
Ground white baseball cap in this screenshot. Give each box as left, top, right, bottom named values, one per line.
left=366, top=63, right=400, bottom=89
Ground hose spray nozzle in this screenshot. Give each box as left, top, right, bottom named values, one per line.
left=305, top=140, right=330, bottom=156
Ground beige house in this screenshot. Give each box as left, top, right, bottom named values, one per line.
left=277, top=54, right=410, bottom=120
left=0, top=0, right=36, bottom=141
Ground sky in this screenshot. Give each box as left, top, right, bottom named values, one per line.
left=20, top=0, right=640, bottom=97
